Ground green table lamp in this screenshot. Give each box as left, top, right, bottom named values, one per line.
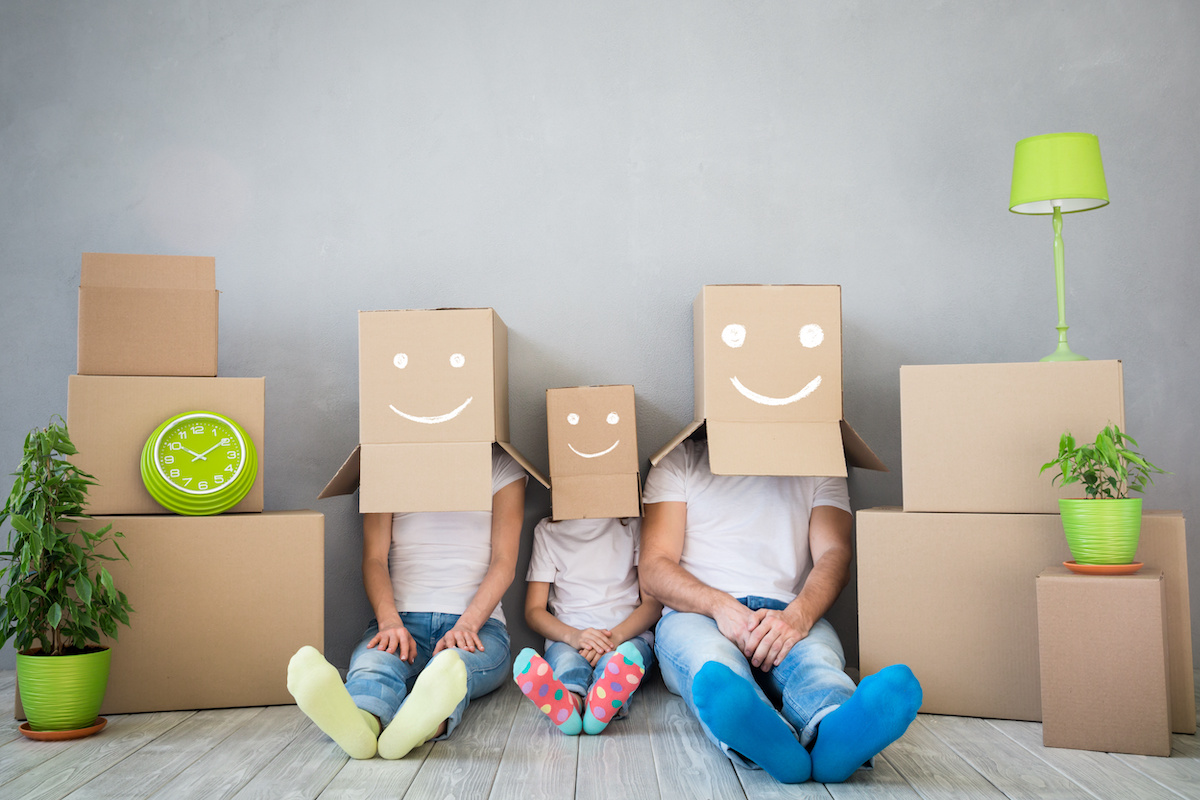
left=1009, top=132, right=1109, bottom=362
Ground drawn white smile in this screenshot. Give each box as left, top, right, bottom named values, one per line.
left=729, top=375, right=822, bottom=406
left=567, top=440, right=620, bottom=459
left=389, top=396, right=473, bottom=424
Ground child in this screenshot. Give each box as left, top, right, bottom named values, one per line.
left=514, top=515, right=661, bottom=734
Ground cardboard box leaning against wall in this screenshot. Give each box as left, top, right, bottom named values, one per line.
left=14, top=511, right=324, bottom=717
left=320, top=308, right=547, bottom=513
left=67, top=375, right=265, bottom=515
left=856, top=507, right=1194, bottom=733
left=547, top=385, right=641, bottom=520
left=900, top=360, right=1125, bottom=513
left=77, top=252, right=219, bottom=377
left=650, top=285, right=886, bottom=476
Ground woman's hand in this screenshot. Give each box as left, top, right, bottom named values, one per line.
left=368, top=619, right=417, bottom=662
left=434, top=622, right=484, bottom=654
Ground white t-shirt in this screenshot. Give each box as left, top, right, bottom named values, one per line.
left=526, top=516, right=648, bottom=648
left=641, top=439, right=851, bottom=609
left=387, top=446, right=528, bottom=624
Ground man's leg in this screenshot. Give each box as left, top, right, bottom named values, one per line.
left=655, top=611, right=810, bottom=783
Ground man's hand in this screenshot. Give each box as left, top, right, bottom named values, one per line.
left=743, top=608, right=812, bottom=672
left=368, top=619, right=417, bottom=663
left=434, top=622, right=484, bottom=654
left=713, top=600, right=760, bottom=652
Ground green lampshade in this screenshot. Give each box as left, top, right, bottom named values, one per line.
left=1010, top=132, right=1108, bottom=214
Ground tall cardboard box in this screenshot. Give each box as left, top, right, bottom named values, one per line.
left=67, top=375, right=265, bottom=515
left=547, top=385, right=641, bottom=520
left=320, top=309, right=546, bottom=512
left=1036, top=567, right=1171, bottom=756
left=77, top=252, right=219, bottom=377
left=856, top=507, right=1194, bottom=732
left=651, top=285, right=885, bottom=476
left=900, top=361, right=1125, bottom=513
left=15, top=512, right=324, bottom=715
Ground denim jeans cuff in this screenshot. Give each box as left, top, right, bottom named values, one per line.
left=351, top=694, right=397, bottom=728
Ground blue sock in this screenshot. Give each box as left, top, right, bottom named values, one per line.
left=810, top=664, right=922, bottom=783
left=692, top=662, right=811, bottom=784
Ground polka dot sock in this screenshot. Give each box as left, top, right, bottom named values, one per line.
left=513, top=647, right=583, bottom=735
left=810, top=664, right=922, bottom=783
left=582, top=641, right=646, bottom=735
left=286, top=645, right=378, bottom=760
left=378, top=649, right=467, bottom=760
left=692, top=661, right=811, bottom=784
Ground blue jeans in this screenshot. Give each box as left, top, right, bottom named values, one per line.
left=345, top=613, right=510, bottom=738
left=544, top=635, right=655, bottom=718
left=654, top=597, right=856, bottom=766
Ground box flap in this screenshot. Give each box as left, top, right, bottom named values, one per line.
left=841, top=418, right=888, bottom=471
left=318, top=445, right=362, bottom=499
left=81, top=252, right=215, bottom=289
left=708, top=421, right=849, bottom=476
left=649, top=419, right=705, bottom=466
left=551, top=472, right=642, bottom=521
left=498, top=441, right=549, bottom=488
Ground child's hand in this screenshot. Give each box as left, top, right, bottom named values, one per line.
left=578, top=646, right=603, bottom=667
left=570, top=627, right=614, bottom=655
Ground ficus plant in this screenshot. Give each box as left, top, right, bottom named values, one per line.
left=0, top=417, right=133, bottom=657
left=1039, top=423, right=1168, bottom=500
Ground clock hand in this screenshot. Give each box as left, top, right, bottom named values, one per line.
left=178, top=446, right=207, bottom=461
left=192, top=438, right=232, bottom=461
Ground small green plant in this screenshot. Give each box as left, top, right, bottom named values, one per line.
left=1040, top=423, right=1168, bottom=500
left=0, top=417, right=133, bottom=656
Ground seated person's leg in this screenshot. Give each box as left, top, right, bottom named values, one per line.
left=514, top=642, right=585, bottom=735
left=582, top=640, right=647, bottom=734
left=656, top=611, right=810, bottom=783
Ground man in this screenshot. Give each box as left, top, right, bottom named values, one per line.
left=639, top=437, right=921, bottom=784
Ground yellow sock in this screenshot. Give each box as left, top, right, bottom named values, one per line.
left=286, top=645, right=378, bottom=759
left=378, top=649, right=467, bottom=759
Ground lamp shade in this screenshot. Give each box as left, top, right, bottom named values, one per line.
left=1009, top=132, right=1109, bottom=214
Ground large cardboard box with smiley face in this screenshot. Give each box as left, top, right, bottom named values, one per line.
left=651, top=285, right=885, bottom=476
left=320, top=308, right=547, bottom=512
left=547, top=385, right=641, bottom=520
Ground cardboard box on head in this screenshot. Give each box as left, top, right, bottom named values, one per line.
left=320, top=308, right=547, bottom=513
left=650, top=285, right=886, bottom=476
left=546, top=385, right=641, bottom=521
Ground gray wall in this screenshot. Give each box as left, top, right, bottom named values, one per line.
left=2, top=1, right=1197, bottom=673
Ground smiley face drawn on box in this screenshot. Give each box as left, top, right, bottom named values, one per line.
left=547, top=385, right=638, bottom=478
left=358, top=309, right=507, bottom=445
left=700, top=285, right=843, bottom=423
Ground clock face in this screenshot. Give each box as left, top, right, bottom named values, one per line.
left=141, top=411, right=257, bottom=515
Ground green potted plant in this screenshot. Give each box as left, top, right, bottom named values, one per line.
left=1039, top=423, right=1168, bottom=567
left=0, top=417, right=134, bottom=737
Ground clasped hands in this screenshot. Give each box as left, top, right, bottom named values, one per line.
left=717, top=603, right=810, bottom=672
left=564, top=627, right=617, bottom=666
left=367, top=619, right=485, bottom=663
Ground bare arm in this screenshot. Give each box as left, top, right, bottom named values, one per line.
left=434, top=479, right=525, bottom=654
left=609, top=594, right=663, bottom=647
left=638, top=500, right=758, bottom=650
left=744, top=505, right=853, bottom=671
left=362, top=512, right=417, bottom=661
left=524, top=581, right=614, bottom=664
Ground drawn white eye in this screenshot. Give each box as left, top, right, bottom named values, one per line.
left=722, top=324, right=746, bottom=348
left=567, top=413, right=580, bottom=425
left=606, top=412, right=620, bottom=425
left=393, top=353, right=408, bottom=369
left=799, top=324, right=824, bottom=348
left=449, top=353, right=466, bottom=368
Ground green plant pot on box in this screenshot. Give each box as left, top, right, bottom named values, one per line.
left=1, top=417, right=133, bottom=736
left=1040, top=424, right=1168, bottom=565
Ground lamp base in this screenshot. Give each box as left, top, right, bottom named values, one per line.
left=1041, top=328, right=1087, bottom=362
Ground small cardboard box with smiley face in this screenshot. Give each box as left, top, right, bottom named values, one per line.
left=547, top=385, right=641, bottom=520
left=320, top=308, right=547, bottom=512
left=650, top=285, right=886, bottom=476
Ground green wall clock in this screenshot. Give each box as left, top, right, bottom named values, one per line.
left=140, top=410, right=258, bottom=515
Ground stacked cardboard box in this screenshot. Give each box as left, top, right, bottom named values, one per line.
left=857, top=361, right=1195, bottom=736
left=19, top=253, right=324, bottom=717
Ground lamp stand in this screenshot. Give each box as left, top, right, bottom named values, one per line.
left=1042, top=205, right=1088, bottom=362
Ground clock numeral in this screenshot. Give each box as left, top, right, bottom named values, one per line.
left=178, top=431, right=187, bottom=440
left=182, top=477, right=192, bottom=486
left=198, top=481, right=209, bottom=490
left=169, top=469, right=181, bottom=478
left=168, top=442, right=183, bottom=451
left=163, top=455, right=174, bottom=465
left=191, top=424, right=205, bottom=434
left=227, top=451, right=238, bottom=459
left=224, top=465, right=234, bottom=473
left=213, top=475, right=224, bottom=485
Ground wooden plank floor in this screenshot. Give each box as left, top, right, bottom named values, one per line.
left=1, top=669, right=1197, bottom=800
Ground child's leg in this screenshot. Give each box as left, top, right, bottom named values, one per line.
left=377, top=649, right=467, bottom=759
left=582, top=640, right=647, bottom=735
left=287, top=645, right=380, bottom=760
left=514, top=644, right=584, bottom=735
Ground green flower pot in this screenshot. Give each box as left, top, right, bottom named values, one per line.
left=17, top=648, right=111, bottom=732
left=1058, top=498, right=1143, bottom=565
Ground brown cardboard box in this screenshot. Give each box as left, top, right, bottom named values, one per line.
left=856, top=508, right=1194, bottom=732
left=320, top=309, right=546, bottom=512
left=68, top=375, right=265, bottom=515
left=900, top=361, right=1125, bottom=513
left=15, top=511, right=323, bottom=716
left=77, top=252, right=219, bottom=377
left=650, top=285, right=885, bottom=476
left=547, top=385, right=641, bottom=520
left=1036, top=566, right=1171, bottom=756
